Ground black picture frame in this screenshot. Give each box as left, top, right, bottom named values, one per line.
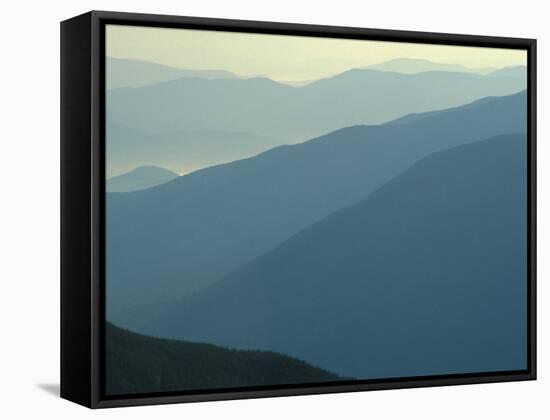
left=60, top=10, right=537, bottom=409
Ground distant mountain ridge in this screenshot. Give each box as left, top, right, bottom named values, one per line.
left=106, top=67, right=527, bottom=175
left=107, top=57, right=239, bottom=89
left=107, top=165, right=179, bottom=192
left=108, top=67, right=526, bottom=141
left=487, top=66, right=528, bottom=78
left=106, top=91, right=526, bottom=331
left=106, top=123, right=286, bottom=177
left=365, top=58, right=498, bottom=74
left=106, top=322, right=340, bottom=395
left=384, top=95, right=500, bottom=126
left=106, top=66, right=526, bottom=176
left=147, top=134, right=527, bottom=379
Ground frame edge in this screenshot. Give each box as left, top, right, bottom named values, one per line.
left=60, top=11, right=94, bottom=408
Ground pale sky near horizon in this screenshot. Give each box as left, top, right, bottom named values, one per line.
left=106, top=24, right=527, bottom=82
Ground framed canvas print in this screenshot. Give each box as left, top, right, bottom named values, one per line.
left=60, top=11, right=537, bottom=408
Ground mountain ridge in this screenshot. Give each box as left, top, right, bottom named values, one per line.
left=107, top=67, right=526, bottom=141
left=106, top=91, right=527, bottom=331
left=106, top=322, right=340, bottom=396
left=107, top=165, right=179, bottom=192
left=107, top=57, right=239, bottom=89
left=147, top=133, right=527, bottom=379
left=364, top=58, right=499, bottom=74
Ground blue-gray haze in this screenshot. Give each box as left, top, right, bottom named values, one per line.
left=107, top=165, right=178, bottom=192
left=106, top=91, right=526, bottom=336
left=146, top=134, right=527, bottom=379
left=106, top=67, right=525, bottom=175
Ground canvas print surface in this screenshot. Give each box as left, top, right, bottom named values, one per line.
left=104, top=24, right=528, bottom=396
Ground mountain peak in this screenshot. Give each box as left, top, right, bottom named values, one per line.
left=107, top=165, right=179, bottom=193
left=365, top=58, right=495, bottom=74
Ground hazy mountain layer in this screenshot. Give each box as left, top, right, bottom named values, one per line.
left=148, top=134, right=527, bottom=379
left=106, top=122, right=287, bottom=177
left=107, top=165, right=179, bottom=192
left=107, top=57, right=239, bottom=89
left=107, top=67, right=525, bottom=141
left=364, top=58, right=499, bottom=74
left=106, top=92, right=526, bottom=331
left=106, top=67, right=526, bottom=175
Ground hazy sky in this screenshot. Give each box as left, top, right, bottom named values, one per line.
left=106, top=24, right=527, bottom=82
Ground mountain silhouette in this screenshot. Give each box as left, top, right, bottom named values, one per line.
left=147, top=134, right=527, bottom=379
left=107, top=165, right=179, bottom=192
left=106, top=122, right=286, bottom=177
left=364, top=58, right=498, bottom=74
left=486, top=66, right=528, bottom=78
left=106, top=322, right=340, bottom=396
left=108, top=68, right=525, bottom=139
left=106, top=91, right=526, bottom=330
left=106, top=68, right=526, bottom=175
left=384, top=95, right=500, bottom=126
left=107, top=57, right=238, bottom=89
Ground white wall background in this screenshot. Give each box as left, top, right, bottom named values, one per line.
left=0, top=0, right=546, bottom=418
